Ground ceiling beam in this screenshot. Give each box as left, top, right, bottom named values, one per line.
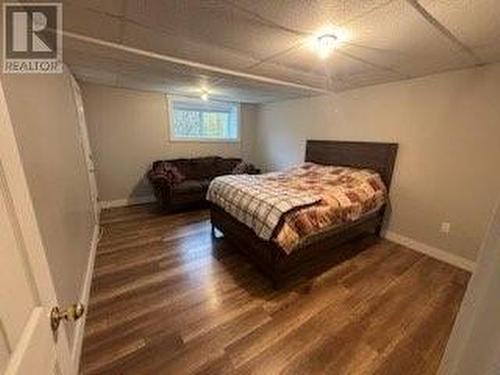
left=406, top=0, right=483, bottom=65
left=62, top=31, right=331, bottom=95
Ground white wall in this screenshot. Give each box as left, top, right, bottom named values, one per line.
left=255, top=63, right=500, bottom=262
left=2, top=68, right=96, bottom=344
left=80, top=83, right=257, bottom=202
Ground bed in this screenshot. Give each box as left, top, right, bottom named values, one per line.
left=209, top=140, right=398, bottom=287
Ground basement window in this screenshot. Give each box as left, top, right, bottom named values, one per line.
left=169, top=96, right=240, bottom=142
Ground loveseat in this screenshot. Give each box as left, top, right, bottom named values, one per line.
left=148, top=156, right=259, bottom=211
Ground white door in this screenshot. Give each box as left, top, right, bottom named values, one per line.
left=439, top=201, right=500, bottom=375
left=68, top=73, right=99, bottom=222
left=0, top=81, right=76, bottom=374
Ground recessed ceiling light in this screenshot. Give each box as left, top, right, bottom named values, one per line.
left=200, top=91, right=209, bottom=101
left=316, top=33, right=338, bottom=59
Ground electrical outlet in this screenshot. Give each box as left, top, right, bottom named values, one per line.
left=440, top=222, right=451, bottom=234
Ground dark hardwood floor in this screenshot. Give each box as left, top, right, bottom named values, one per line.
left=81, top=204, right=469, bottom=375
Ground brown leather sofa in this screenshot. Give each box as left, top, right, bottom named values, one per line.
left=148, top=156, right=258, bottom=211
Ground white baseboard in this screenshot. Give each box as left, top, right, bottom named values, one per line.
left=99, top=195, right=156, bottom=209
left=71, top=223, right=101, bottom=374
left=384, top=231, right=476, bottom=272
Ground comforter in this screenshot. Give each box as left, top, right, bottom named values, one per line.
left=208, top=162, right=387, bottom=253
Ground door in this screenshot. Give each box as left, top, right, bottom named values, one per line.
left=68, top=72, right=99, bottom=222
left=439, top=201, right=500, bottom=374
left=0, top=80, right=76, bottom=374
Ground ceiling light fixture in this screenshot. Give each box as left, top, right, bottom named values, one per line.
left=200, top=91, right=209, bottom=101
left=316, top=33, right=338, bottom=59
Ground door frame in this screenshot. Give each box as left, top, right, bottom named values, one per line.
left=0, top=79, right=73, bottom=373
left=68, top=71, right=100, bottom=222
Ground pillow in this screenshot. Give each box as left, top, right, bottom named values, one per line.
left=232, top=161, right=256, bottom=175
left=149, top=162, right=185, bottom=185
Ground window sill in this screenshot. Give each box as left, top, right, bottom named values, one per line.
left=169, top=138, right=240, bottom=144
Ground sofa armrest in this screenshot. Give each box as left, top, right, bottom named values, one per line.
left=149, top=176, right=173, bottom=208
left=148, top=163, right=185, bottom=209
left=148, top=173, right=178, bottom=186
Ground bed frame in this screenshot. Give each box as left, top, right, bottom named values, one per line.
left=210, top=140, right=398, bottom=288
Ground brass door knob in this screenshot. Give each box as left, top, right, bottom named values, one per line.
left=50, top=303, right=85, bottom=331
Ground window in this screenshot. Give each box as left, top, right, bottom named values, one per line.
left=169, top=96, right=240, bottom=142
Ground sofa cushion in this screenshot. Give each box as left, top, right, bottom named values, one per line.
left=170, top=157, right=219, bottom=180
left=215, top=158, right=241, bottom=176
left=169, top=159, right=194, bottom=179
left=200, top=179, right=211, bottom=190
left=172, top=180, right=205, bottom=194
left=189, top=157, right=219, bottom=179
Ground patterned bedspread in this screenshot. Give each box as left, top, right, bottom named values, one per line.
left=206, top=174, right=321, bottom=240
left=271, top=163, right=387, bottom=252
left=208, top=163, right=387, bottom=254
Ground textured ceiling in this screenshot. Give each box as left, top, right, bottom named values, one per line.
left=57, top=0, right=500, bottom=102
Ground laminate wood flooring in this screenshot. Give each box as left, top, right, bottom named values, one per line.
left=81, top=204, right=469, bottom=375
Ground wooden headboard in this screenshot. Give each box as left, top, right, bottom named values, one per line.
left=305, top=140, right=399, bottom=189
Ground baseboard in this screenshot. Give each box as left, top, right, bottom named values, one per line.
left=71, top=223, right=101, bottom=374
left=99, top=195, right=156, bottom=209
left=384, top=231, right=476, bottom=272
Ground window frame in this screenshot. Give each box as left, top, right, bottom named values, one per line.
left=167, top=95, right=241, bottom=143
